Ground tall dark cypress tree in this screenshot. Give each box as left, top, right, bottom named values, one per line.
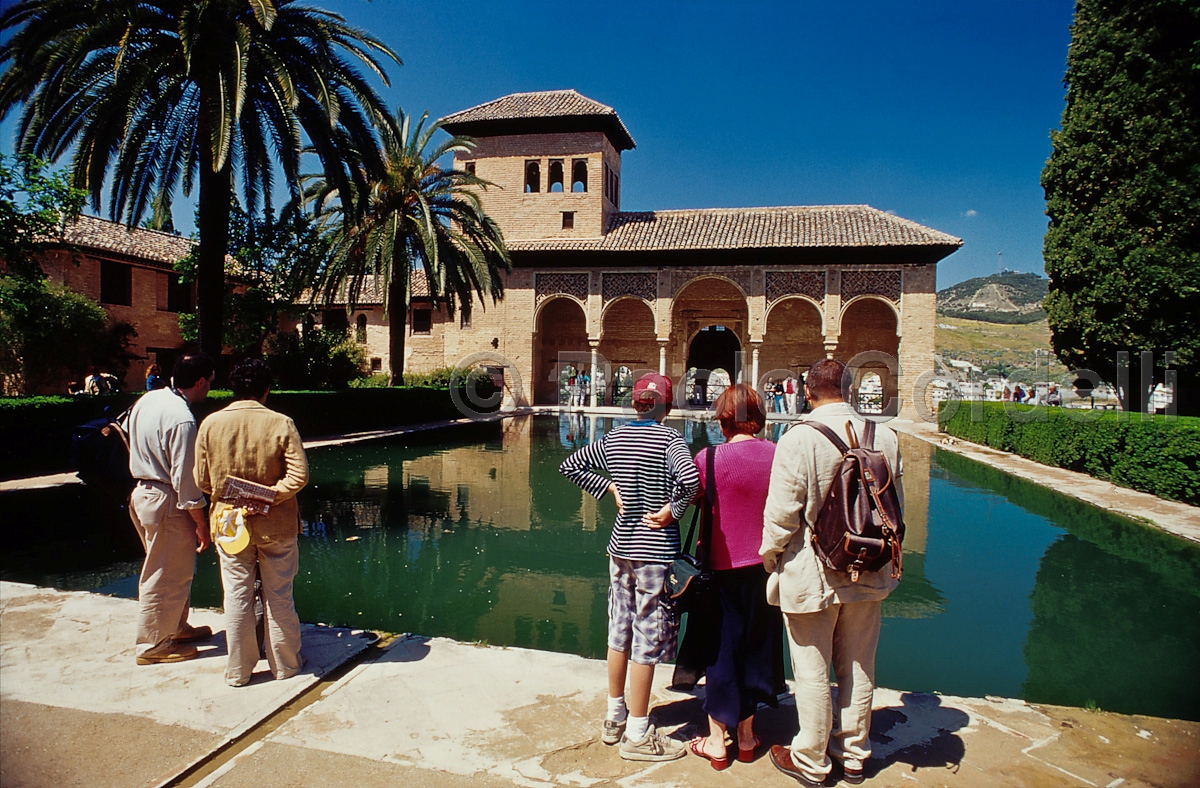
left=1042, top=0, right=1200, bottom=415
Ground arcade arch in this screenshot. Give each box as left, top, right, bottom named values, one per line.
left=534, top=297, right=588, bottom=404
left=838, top=297, right=900, bottom=415
left=669, top=277, right=748, bottom=381
left=760, top=297, right=825, bottom=385
left=598, top=297, right=656, bottom=404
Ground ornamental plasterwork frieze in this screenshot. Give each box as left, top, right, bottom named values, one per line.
left=671, top=269, right=752, bottom=299
left=535, top=272, right=589, bottom=304
left=765, top=271, right=826, bottom=304
left=840, top=269, right=902, bottom=303
left=601, top=272, right=657, bottom=304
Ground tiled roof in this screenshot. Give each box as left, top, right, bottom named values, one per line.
left=56, top=214, right=196, bottom=268
left=507, top=205, right=962, bottom=253
left=440, top=90, right=636, bottom=151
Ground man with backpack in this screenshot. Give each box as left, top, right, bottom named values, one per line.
left=760, top=358, right=904, bottom=786
left=126, top=353, right=215, bottom=665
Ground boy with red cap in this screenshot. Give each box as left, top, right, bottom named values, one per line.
left=560, top=372, right=700, bottom=761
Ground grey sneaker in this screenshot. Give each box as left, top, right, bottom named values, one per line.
left=602, top=718, right=626, bottom=745
left=619, top=725, right=686, bottom=762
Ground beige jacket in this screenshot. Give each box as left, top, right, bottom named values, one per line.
left=194, top=400, right=309, bottom=544
left=760, top=401, right=903, bottom=615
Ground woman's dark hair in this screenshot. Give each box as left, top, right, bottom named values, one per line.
left=805, top=358, right=849, bottom=402
left=713, top=383, right=766, bottom=436
left=172, top=353, right=215, bottom=389
left=230, top=358, right=274, bottom=400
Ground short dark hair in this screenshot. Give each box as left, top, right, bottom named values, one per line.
left=230, top=358, right=273, bottom=400
left=713, top=383, right=766, bottom=435
left=173, top=353, right=215, bottom=389
left=805, top=358, right=849, bottom=402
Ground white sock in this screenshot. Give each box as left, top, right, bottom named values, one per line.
left=607, top=695, right=628, bottom=722
left=626, top=715, right=650, bottom=742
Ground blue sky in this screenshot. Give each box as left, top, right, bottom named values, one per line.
left=1, top=0, right=1076, bottom=289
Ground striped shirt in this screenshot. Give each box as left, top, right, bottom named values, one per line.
left=560, top=419, right=700, bottom=562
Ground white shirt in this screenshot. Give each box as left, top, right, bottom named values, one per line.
left=127, top=388, right=206, bottom=509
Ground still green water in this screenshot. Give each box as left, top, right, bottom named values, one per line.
left=1, top=414, right=1197, bottom=720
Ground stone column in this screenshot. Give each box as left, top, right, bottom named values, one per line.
left=898, top=265, right=937, bottom=421
left=590, top=343, right=599, bottom=408
left=658, top=341, right=667, bottom=375
left=751, top=342, right=762, bottom=387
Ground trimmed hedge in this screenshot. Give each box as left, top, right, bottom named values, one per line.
left=0, top=386, right=499, bottom=481
left=938, top=401, right=1200, bottom=505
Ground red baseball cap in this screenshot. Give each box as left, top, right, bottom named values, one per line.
left=632, top=373, right=672, bottom=404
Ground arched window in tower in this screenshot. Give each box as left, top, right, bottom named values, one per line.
left=548, top=160, right=564, bottom=192
left=356, top=313, right=367, bottom=344
left=572, top=160, right=588, bottom=192
left=524, top=161, right=541, bottom=193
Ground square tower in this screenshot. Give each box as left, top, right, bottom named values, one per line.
left=440, top=90, right=635, bottom=241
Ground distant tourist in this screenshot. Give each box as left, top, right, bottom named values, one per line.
left=761, top=359, right=904, bottom=786
left=1012, top=384, right=1025, bottom=403
left=145, top=363, right=166, bottom=391
left=1045, top=383, right=1062, bottom=407
left=559, top=372, right=700, bottom=762
left=84, top=365, right=117, bottom=395
left=785, top=375, right=797, bottom=414
left=194, top=359, right=309, bottom=687
left=657, top=383, right=784, bottom=769
left=125, top=353, right=216, bottom=665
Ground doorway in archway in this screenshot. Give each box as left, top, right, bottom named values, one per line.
left=687, top=325, right=741, bottom=406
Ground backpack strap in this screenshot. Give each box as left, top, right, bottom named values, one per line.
left=801, top=420, right=850, bottom=454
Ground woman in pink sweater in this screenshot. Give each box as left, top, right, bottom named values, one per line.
left=681, top=384, right=785, bottom=769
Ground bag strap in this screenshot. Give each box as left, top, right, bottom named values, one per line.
left=696, top=444, right=717, bottom=568
left=801, top=420, right=850, bottom=454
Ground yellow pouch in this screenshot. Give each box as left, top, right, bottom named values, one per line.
left=211, top=502, right=251, bottom=556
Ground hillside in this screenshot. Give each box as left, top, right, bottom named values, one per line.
left=937, top=271, right=1046, bottom=323
left=936, top=316, right=1068, bottom=378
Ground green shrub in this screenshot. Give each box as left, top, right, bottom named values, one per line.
left=939, top=402, right=1200, bottom=505
left=0, top=386, right=499, bottom=481
left=263, top=318, right=366, bottom=390
left=349, top=374, right=390, bottom=389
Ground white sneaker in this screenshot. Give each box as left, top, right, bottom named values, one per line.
left=602, top=718, right=626, bottom=745
left=619, top=725, right=685, bottom=762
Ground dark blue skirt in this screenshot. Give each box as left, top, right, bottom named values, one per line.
left=672, top=564, right=786, bottom=728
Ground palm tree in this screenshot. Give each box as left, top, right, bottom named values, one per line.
left=309, top=110, right=511, bottom=385
left=0, top=0, right=399, bottom=359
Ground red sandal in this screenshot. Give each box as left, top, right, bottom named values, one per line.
left=737, top=734, right=761, bottom=763
left=689, top=736, right=731, bottom=771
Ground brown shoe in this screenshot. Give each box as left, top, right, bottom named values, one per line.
left=769, top=745, right=825, bottom=787
left=171, top=624, right=213, bottom=644
left=136, top=643, right=199, bottom=665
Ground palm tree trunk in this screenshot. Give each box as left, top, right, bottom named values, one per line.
left=196, top=154, right=232, bottom=363
left=388, top=278, right=406, bottom=386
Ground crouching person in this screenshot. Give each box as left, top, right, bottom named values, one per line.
left=194, top=359, right=309, bottom=687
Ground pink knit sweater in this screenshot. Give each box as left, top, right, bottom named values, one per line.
left=694, top=438, right=777, bottom=570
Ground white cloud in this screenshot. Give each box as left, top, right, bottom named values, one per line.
left=962, top=209, right=978, bottom=218
left=884, top=209, right=898, bottom=216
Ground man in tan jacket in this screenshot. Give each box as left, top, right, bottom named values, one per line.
left=761, top=359, right=903, bottom=786
left=195, top=359, right=309, bottom=687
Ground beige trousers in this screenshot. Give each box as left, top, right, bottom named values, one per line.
left=218, top=538, right=302, bottom=685
left=782, top=600, right=882, bottom=781
left=130, top=482, right=196, bottom=656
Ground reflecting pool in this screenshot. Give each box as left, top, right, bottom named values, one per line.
left=1, top=414, right=1197, bottom=721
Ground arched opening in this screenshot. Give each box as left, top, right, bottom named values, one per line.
left=571, top=160, right=588, bottom=192
left=685, top=326, right=741, bottom=406
left=355, top=313, right=368, bottom=344
left=548, top=160, right=564, bottom=192
left=838, top=297, right=901, bottom=416
left=612, top=366, right=634, bottom=406
left=534, top=297, right=587, bottom=404
left=670, top=278, right=748, bottom=382
left=524, top=161, right=541, bottom=193
left=857, top=372, right=884, bottom=414
left=598, top=298, right=656, bottom=406
left=760, top=297, right=825, bottom=394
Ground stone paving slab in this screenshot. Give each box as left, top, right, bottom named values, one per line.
left=0, top=582, right=371, bottom=788
left=199, top=636, right=1199, bottom=788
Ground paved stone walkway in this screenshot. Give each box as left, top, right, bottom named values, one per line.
left=2, top=582, right=1197, bottom=788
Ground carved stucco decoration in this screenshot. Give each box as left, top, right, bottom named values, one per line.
left=602, top=272, right=657, bottom=304
left=840, top=269, right=902, bottom=303
left=535, top=272, right=589, bottom=304
left=671, top=269, right=752, bottom=299
left=766, top=271, right=826, bottom=304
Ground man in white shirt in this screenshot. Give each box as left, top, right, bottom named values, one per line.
left=126, top=353, right=215, bottom=664
left=761, top=359, right=903, bottom=786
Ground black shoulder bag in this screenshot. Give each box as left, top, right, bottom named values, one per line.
left=667, top=445, right=716, bottom=612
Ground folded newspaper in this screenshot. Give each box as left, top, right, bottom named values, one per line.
left=220, top=475, right=278, bottom=515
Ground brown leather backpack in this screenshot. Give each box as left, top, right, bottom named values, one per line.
left=802, top=419, right=904, bottom=582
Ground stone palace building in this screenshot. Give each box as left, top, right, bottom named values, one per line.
left=327, top=90, right=964, bottom=416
